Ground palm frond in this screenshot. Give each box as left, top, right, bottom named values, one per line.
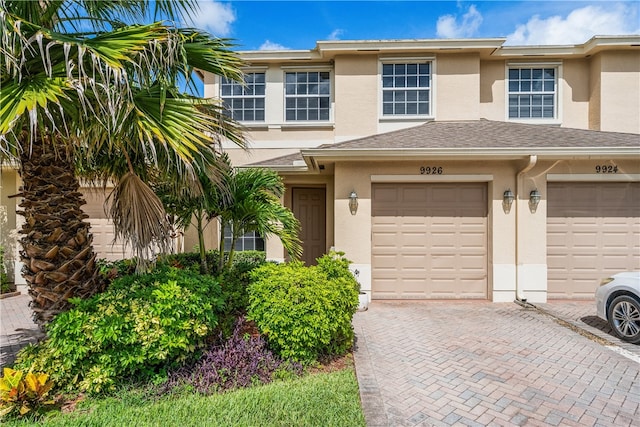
left=107, top=172, right=171, bottom=269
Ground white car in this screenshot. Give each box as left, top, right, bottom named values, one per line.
left=595, top=271, right=640, bottom=344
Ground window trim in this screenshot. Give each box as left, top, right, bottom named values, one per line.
left=378, top=57, right=435, bottom=121
left=505, top=62, right=562, bottom=124
left=282, top=68, right=333, bottom=123
left=220, top=71, right=267, bottom=123
left=221, top=223, right=265, bottom=252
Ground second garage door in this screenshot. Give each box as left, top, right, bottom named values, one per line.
left=547, top=181, right=640, bottom=299
left=372, top=183, right=487, bottom=299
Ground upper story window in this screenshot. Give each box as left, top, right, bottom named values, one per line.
left=382, top=62, right=431, bottom=116
left=285, top=71, right=331, bottom=121
left=221, top=72, right=265, bottom=122
left=508, top=67, right=556, bottom=119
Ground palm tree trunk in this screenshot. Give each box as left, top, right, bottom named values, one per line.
left=18, top=137, right=104, bottom=328
left=195, top=210, right=208, bottom=274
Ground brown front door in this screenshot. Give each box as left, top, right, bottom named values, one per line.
left=292, top=187, right=326, bottom=265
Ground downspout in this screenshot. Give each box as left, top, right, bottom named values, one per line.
left=515, top=155, right=537, bottom=303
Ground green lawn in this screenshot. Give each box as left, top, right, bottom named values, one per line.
left=5, top=369, right=365, bottom=427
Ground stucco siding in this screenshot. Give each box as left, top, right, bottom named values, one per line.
left=599, top=51, right=640, bottom=134
left=561, top=59, right=590, bottom=129
left=436, top=53, right=480, bottom=120
left=334, top=55, right=378, bottom=138
left=479, top=60, right=505, bottom=120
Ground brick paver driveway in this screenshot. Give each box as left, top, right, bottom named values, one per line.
left=353, top=301, right=640, bottom=426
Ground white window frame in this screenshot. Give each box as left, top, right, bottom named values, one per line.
left=222, top=223, right=265, bottom=252
left=379, top=57, right=434, bottom=120
left=282, top=66, right=333, bottom=123
left=506, top=62, right=562, bottom=124
left=220, top=71, right=266, bottom=123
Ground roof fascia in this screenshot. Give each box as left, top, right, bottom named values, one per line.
left=493, top=35, right=640, bottom=58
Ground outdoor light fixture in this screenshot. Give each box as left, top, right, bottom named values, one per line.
left=502, top=189, right=515, bottom=214
left=348, top=190, right=358, bottom=215
left=529, top=189, right=541, bottom=213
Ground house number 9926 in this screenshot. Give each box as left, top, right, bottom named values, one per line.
left=420, top=166, right=443, bottom=175
left=595, top=165, right=618, bottom=173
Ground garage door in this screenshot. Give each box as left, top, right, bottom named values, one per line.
left=372, top=183, right=487, bottom=299
left=547, top=182, right=640, bottom=299
left=82, top=189, right=132, bottom=261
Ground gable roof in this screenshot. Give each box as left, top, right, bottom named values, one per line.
left=249, top=120, right=640, bottom=171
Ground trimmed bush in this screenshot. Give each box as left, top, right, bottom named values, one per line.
left=161, top=250, right=266, bottom=275
left=247, top=252, right=359, bottom=363
left=15, top=268, right=223, bottom=394
left=164, top=317, right=301, bottom=394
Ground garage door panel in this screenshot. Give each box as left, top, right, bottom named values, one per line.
left=547, top=182, right=640, bottom=299
left=372, top=183, right=487, bottom=299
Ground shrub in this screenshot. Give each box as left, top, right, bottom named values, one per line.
left=0, top=368, right=55, bottom=419
left=247, top=252, right=359, bottom=363
left=164, top=317, right=301, bottom=395
left=161, top=250, right=266, bottom=276
left=15, top=268, right=224, bottom=394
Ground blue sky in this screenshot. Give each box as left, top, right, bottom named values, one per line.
left=186, top=1, right=640, bottom=50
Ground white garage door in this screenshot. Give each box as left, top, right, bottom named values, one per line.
left=82, top=189, right=132, bottom=261
left=372, top=183, right=487, bottom=299
left=547, top=182, right=640, bottom=299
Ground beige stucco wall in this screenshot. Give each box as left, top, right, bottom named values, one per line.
left=0, top=168, right=18, bottom=283
left=588, top=54, right=602, bottom=130
left=599, top=51, right=640, bottom=134
left=334, top=55, right=378, bottom=139
left=325, top=157, right=640, bottom=303
left=435, top=53, right=480, bottom=120
left=479, top=60, right=505, bottom=120
left=561, top=59, right=590, bottom=129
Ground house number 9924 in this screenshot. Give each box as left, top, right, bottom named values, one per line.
left=420, top=166, right=443, bottom=175
left=595, top=165, right=618, bottom=173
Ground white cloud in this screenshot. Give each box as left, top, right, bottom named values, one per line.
left=259, top=40, right=288, bottom=51
left=506, top=3, right=640, bottom=45
left=186, top=1, right=235, bottom=37
left=327, top=29, right=345, bottom=40
left=436, top=5, right=483, bottom=38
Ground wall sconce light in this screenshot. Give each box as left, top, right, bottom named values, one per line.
left=502, top=189, right=515, bottom=214
left=348, top=190, right=358, bottom=215
left=529, top=189, right=541, bottom=213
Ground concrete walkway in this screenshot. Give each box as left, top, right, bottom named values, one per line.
left=0, top=294, right=41, bottom=369
left=353, top=300, right=640, bottom=426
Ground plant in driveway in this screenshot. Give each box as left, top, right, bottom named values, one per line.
left=247, top=252, right=359, bottom=363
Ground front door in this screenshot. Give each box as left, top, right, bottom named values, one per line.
left=292, top=187, right=326, bottom=265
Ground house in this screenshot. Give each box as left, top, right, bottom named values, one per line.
left=1, top=35, right=638, bottom=303
left=202, top=35, right=640, bottom=303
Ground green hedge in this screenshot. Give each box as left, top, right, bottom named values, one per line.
left=15, top=268, right=223, bottom=394
left=247, top=253, right=359, bottom=363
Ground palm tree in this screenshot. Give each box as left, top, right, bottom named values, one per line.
left=0, top=0, right=245, bottom=326
left=217, top=167, right=302, bottom=271
left=154, top=156, right=231, bottom=274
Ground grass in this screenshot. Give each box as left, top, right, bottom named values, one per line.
left=4, top=369, right=365, bottom=427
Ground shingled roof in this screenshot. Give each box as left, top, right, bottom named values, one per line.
left=249, top=120, right=639, bottom=169
left=326, top=119, right=640, bottom=149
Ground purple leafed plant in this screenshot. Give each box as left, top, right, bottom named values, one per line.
left=165, top=317, right=301, bottom=394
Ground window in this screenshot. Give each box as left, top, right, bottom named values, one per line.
left=285, top=71, right=331, bottom=121
left=508, top=67, right=556, bottom=119
left=221, top=72, right=265, bottom=121
left=223, top=224, right=265, bottom=252
left=382, top=62, right=431, bottom=116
